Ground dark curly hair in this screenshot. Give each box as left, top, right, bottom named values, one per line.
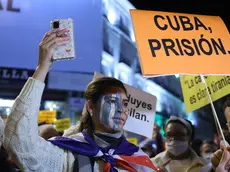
left=165, top=118, right=195, bottom=141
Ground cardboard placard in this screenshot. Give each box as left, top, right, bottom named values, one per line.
left=180, top=75, right=230, bottom=112
left=54, top=118, right=71, bottom=131
left=38, top=110, right=56, bottom=124
left=127, top=138, right=138, bottom=145
left=130, top=10, right=230, bottom=76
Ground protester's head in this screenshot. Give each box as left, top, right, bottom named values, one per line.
left=201, top=140, right=218, bottom=160
left=77, top=77, right=128, bottom=136
left=224, top=96, right=230, bottom=131
left=39, top=124, right=59, bottom=140
left=222, top=126, right=230, bottom=144
left=164, top=116, right=194, bottom=157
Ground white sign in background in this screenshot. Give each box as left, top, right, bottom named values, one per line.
left=94, top=72, right=157, bottom=138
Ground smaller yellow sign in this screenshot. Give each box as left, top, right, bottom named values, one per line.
left=54, top=118, right=71, bottom=131
left=38, top=110, right=56, bottom=124
left=127, top=137, right=138, bottom=145
left=180, top=75, right=230, bottom=113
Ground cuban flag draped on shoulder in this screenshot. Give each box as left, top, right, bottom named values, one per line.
left=48, top=132, right=158, bottom=172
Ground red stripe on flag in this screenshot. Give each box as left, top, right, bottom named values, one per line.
left=103, top=160, right=137, bottom=172
left=116, top=159, right=137, bottom=172
left=103, top=162, right=111, bottom=172
left=119, top=155, right=159, bottom=171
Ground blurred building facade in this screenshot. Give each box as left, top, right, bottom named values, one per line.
left=101, top=0, right=219, bottom=140
left=0, top=0, right=217, bottom=140
left=101, top=0, right=188, bottom=137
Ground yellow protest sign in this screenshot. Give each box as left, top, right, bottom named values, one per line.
left=54, top=118, right=71, bottom=131
left=127, top=138, right=138, bottom=145
left=130, top=10, right=230, bottom=76
left=38, top=110, right=56, bottom=124
left=180, top=75, right=230, bottom=113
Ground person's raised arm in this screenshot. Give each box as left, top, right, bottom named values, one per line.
left=3, top=29, right=72, bottom=171
left=33, top=29, right=70, bottom=82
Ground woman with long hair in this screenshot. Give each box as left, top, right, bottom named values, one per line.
left=4, top=29, right=157, bottom=172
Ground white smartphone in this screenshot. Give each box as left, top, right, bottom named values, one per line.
left=50, top=18, right=76, bottom=61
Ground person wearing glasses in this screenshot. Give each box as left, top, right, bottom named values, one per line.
left=151, top=116, right=210, bottom=172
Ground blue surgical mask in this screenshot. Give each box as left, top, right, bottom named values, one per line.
left=166, top=140, right=189, bottom=156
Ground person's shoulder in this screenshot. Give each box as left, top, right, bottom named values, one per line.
left=190, top=148, right=208, bottom=165
left=151, top=151, right=166, bottom=164
left=153, top=151, right=166, bottom=158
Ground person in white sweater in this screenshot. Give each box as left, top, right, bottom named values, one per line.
left=0, top=116, right=5, bottom=147
left=3, top=29, right=158, bottom=172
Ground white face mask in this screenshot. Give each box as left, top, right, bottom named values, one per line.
left=166, top=140, right=189, bottom=156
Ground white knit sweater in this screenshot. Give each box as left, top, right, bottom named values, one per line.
left=4, top=78, right=76, bottom=172
left=3, top=78, right=154, bottom=172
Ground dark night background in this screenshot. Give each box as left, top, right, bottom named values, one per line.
left=129, top=0, right=229, bottom=31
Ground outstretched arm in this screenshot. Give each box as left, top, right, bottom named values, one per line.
left=3, top=29, right=71, bottom=171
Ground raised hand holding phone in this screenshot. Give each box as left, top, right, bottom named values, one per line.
left=33, top=29, right=70, bottom=83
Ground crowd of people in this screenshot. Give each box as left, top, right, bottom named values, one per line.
left=1, top=29, right=230, bottom=172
